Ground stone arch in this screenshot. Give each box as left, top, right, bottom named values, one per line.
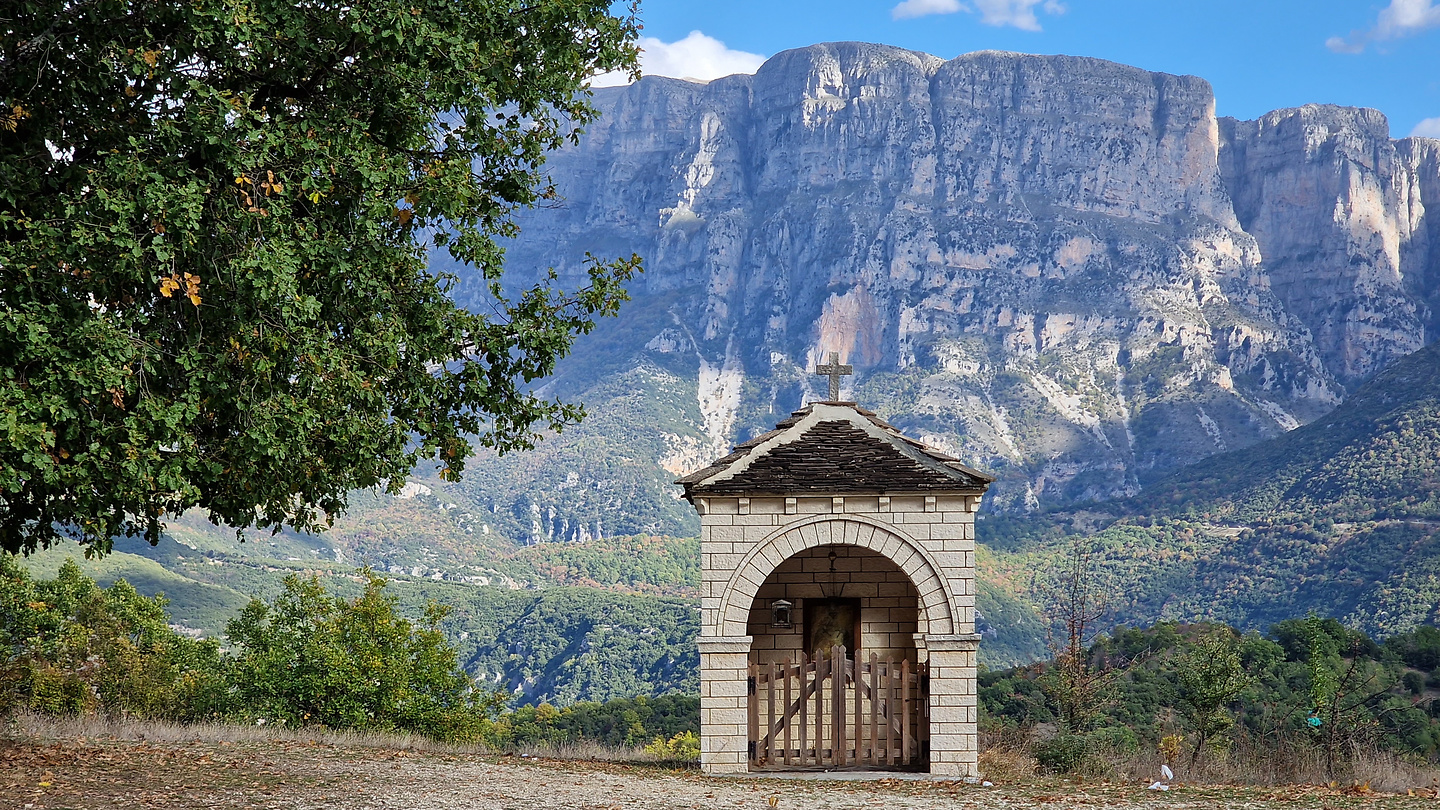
left=717, top=514, right=957, bottom=638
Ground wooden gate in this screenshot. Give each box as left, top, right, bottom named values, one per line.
left=747, top=646, right=927, bottom=769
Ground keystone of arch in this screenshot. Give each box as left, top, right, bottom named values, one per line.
left=715, top=514, right=957, bottom=638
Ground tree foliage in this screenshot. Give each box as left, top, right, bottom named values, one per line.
left=1175, top=628, right=1252, bottom=763
left=982, top=619, right=1440, bottom=776
left=0, top=555, right=228, bottom=719
left=225, top=571, right=499, bottom=739
left=3, top=558, right=507, bottom=740
left=0, top=0, right=641, bottom=554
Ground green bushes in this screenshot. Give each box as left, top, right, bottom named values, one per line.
left=1, top=559, right=498, bottom=741
left=224, top=572, right=499, bottom=741
left=1032, top=734, right=1089, bottom=774
left=1030, top=728, right=1139, bottom=775
left=0, top=555, right=227, bottom=721
left=983, top=619, right=1440, bottom=776
left=482, top=694, right=700, bottom=752
left=2, top=557, right=701, bottom=752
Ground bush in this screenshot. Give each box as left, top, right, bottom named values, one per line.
left=225, top=571, right=498, bottom=741
left=0, top=556, right=228, bottom=721
left=1032, top=734, right=1089, bottom=774
left=1404, top=671, right=1426, bottom=696
left=644, top=730, right=700, bottom=761
left=1085, top=725, right=1139, bottom=756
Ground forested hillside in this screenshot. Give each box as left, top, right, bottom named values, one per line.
left=988, top=341, right=1440, bottom=638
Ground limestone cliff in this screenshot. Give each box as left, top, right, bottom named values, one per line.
left=443, top=43, right=1440, bottom=538
left=1220, top=106, right=1440, bottom=381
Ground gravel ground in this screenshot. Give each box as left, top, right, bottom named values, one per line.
left=2, top=734, right=1434, bottom=810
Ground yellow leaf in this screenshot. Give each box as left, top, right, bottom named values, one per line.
left=188, top=292, right=202, bottom=306
left=308, top=191, right=322, bottom=204
left=142, top=50, right=159, bottom=67
left=159, top=276, right=179, bottom=297
left=0, top=104, right=27, bottom=132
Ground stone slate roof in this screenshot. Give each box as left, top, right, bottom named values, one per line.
left=677, top=402, right=994, bottom=499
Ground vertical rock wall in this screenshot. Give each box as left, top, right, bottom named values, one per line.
left=465, top=42, right=1440, bottom=522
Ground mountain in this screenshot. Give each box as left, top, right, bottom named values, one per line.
left=1108, top=339, right=1440, bottom=633
left=973, top=339, right=1440, bottom=641
left=20, top=44, right=1440, bottom=701
left=432, top=42, right=1440, bottom=544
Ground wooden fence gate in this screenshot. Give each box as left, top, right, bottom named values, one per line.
left=747, top=646, right=927, bottom=769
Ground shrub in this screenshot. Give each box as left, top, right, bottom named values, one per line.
left=225, top=571, right=497, bottom=741
left=1403, top=671, right=1425, bottom=696
left=644, top=730, right=700, bottom=761
left=1032, top=734, right=1089, bottom=774
left=1085, top=724, right=1139, bottom=756
left=0, top=556, right=228, bottom=721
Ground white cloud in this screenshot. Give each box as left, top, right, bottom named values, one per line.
left=892, top=0, right=1063, bottom=30
left=891, top=0, right=966, bottom=20
left=1327, top=0, right=1440, bottom=53
left=591, top=31, right=766, bottom=87
left=1413, top=117, right=1440, bottom=138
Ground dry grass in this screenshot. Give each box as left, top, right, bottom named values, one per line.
left=5, top=709, right=492, bottom=756
left=507, top=738, right=691, bottom=766
left=5, top=711, right=697, bottom=769
left=1108, top=737, right=1440, bottom=794
left=980, top=728, right=1440, bottom=794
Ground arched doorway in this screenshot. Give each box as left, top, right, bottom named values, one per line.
left=745, top=543, right=929, bottom=769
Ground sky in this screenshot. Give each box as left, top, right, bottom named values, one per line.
left=597, top=0, right=1440, bottom=138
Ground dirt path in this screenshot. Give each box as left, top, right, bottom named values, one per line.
left=1, top=735, right=1431, bottom=809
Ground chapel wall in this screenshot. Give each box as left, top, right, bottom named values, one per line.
left=698, top=494, right=979, bottom=639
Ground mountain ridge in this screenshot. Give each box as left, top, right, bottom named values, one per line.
left=441, top=41, right=1440, bottom=540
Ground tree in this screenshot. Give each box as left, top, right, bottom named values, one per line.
left=1175, top=629, right=1253, bottom=765
left=0, top=0, right=642, bottom=554
left=1299, top=615, right=1397, bottom=778
left=0, top=556, right=228, bottom=719
left=1038, top=539, right=1118, bottom=734
left=225, top=570, right=499, bottom=740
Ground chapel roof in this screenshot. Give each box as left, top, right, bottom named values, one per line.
left=676, top=402, right=994, bottom=499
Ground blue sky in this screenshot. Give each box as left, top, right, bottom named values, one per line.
left=602, top=0, right=1440, bottom=137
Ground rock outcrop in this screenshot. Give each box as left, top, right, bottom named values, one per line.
left=448, top=43, right=1440, bottom=536
left=1219, top=106, right=1438, bottom=381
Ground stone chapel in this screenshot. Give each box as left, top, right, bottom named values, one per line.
left=678, top=370, right=993, bottom=776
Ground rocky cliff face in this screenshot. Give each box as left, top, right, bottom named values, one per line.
left=1219, top=106, right=1439, bottom=381
left=444, top=43, right=1440, bottom=539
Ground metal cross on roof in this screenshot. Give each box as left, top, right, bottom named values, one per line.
left=814, top=352, right=853, bottom=401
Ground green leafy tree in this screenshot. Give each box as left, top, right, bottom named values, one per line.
left=1296, top=615, right=1398, bottom=778
left=225, top=570, right=498, bottom=740
left=1175, top=629, right=1253, bottom=764
left=0, top=0, right=641, bottom=554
